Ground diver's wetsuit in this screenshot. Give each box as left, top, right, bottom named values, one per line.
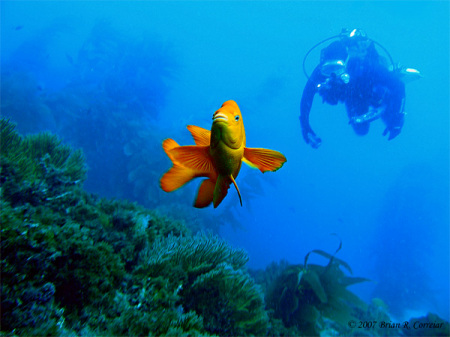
left=300, top=36, right=406, bottom=148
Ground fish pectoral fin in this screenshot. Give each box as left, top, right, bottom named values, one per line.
left=243, top=147, right=287, bottom=173
left=242, top=157, right=258, bottom=169
left=169, top=145, right=214, bottom=174
left=187, top=125, right=211, bottom=146
left=194, top=179, right=215, bottom=208
left=160, top=164, right=195, bottom=192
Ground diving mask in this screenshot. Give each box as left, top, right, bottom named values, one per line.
left=320, top=60, right=350, bottom=84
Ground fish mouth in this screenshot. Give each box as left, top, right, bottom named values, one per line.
left=213, top=112, right=228, bottom=123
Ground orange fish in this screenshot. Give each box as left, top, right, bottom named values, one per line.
left=160, top=100, right=287, bottom=208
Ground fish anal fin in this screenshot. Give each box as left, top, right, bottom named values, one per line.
left=194, top=179, right=215, bottom=208
left=160, top=164, right=195, bottom=192
left=213, top=175, right=230, bottom=208
left=212, top=174, right=242, bottom=208
left=187, top=125, right=211, bottom=146
left=243, top=147, right=287, bottom=173
left=170, top=146, right=214, bottom=174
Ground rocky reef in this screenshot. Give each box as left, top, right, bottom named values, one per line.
left=1, top=119, right=448, bottom=336
left=0, top=119, right=267, bottom=336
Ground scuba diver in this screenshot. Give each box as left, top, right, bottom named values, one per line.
left=300, top=28, right=421, bottom=148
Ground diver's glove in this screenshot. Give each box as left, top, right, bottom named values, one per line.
left=382, top=125, right=402, bottom=140
left=302, top=128, right=322, bottom=148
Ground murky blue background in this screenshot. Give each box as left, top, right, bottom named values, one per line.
left=2, top=1, right=449, bottom=321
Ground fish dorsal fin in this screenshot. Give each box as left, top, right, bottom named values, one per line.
left=243, top=147, right=287, bottom=173
left=170, top=145, right=214, bottom=174
left=187, top=125, right=211, bottom=146
left=194, top=178, right=215, bottom=208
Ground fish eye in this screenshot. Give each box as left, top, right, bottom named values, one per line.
left=235, top=115, right=240, bottom=121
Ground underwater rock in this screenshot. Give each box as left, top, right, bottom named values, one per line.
left=401, top=313, right=449, bottom=336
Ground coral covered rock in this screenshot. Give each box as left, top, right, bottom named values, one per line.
left=1, top=123, right=267, bottom=336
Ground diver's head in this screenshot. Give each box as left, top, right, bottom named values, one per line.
left=320, top=60, right=350, bottom=83
left=340, top=28, right=372, bottom=61
left=340, top=28, right=369, bottom=51
left=320, top=41, right=350, bottom=83
left=320, top=41, right=347, bottom=64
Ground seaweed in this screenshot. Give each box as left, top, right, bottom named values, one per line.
left=264, top=237, right=370, bottom=336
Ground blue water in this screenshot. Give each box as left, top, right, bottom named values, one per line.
left=2, top=0, right=449, bottom=322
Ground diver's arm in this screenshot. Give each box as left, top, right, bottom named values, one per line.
left=382, top=76, right=406, bottom=140
left=300, top=68, right=322, bottom=148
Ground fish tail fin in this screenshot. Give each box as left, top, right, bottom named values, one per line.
left=160, top=165, right=195, bottom=192
left=162, top=138, right=180, bottom=161
left=194, top=178, right=215, bottom=208
left=160, top=138, right=196, bottom=192
left=229, top=175, right=242, bottom=206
